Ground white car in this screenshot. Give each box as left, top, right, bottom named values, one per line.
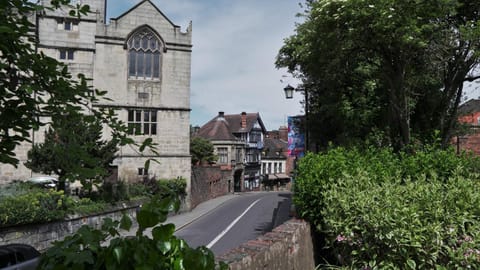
left=27, top=176, right=58, bottom=188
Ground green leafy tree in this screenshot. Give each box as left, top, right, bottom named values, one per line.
left=277, top=0, right=480, bottom=150
left=25, top=113, right=118, bottom=192
left=190, top=137, right=217, bottom=165
left=39, top=193, right=227, bottom=270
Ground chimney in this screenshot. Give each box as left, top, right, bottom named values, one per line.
left=241, top=112, right=247, bottom=128
left=218, top=111, right=224, bottom=118
left=279, top=126, right=288, bottom=141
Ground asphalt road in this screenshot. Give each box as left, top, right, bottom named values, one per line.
left=174, top=191, right=292, bottom=256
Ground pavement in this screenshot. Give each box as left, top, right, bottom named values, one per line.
left=168, top=193, right=240, bottom=231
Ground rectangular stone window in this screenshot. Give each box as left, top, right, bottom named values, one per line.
left=138, top=92, right=149, bottom=99
left=127, top=109, right=157, bottom=135
left=217, top=147, right=228, bottom=164
left=59, top=49, right=74, bottom=60
left=57, top=19, right=78, bottom=31
left=138, top=168, right=148, bottom=176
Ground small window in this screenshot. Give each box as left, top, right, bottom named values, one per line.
left=57, top=19, right=78, bottom=31
left=59, top=49, right=74, bottom=60
left=138, top=168, right=148, bottom=176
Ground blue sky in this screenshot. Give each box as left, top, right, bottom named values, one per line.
left=106, top=0, right=305, bottom=130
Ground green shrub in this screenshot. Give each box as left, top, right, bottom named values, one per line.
left=0, top=189, right=68, bottom=226
left=68, top=197, right=108, bottom=215
left=294, top=146, right=480, bottom=268
left=127, top=182, right=150, bottom=198
left=322, top=172, right=480, bottom=268
left=99, top=180, right=129, bottom=203
left=157, top=177, right=187, bottom=198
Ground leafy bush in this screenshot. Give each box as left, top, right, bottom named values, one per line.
left=294, top=146, right=480, bottom=268
left=39, top=194, right=226, bottom=270
left=0, top=189, right=68, bottom=226
left=68, top=197, right=108, bottom=215
left=98, top=180, right=129, bottom=203
left=322, top=172, right=480, bottom=268
left=157, top=177, right=187, bottom=198
left=127, top=182, right=150, bottom=198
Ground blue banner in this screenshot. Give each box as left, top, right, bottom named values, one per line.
left=287, top=116, right=305, bottom=157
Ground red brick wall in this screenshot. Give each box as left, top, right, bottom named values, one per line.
left=459, top=112, right=480, bottom=125
left=455, top=129, right=480, bottom=155
left=190, top=165, right=232, bottom=209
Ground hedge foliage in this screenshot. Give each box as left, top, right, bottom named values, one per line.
left=294, top=146, right=480, bottom=269
left=0, top=189, right=68, bottom=226
left=0, top=177, right=188, bottom=227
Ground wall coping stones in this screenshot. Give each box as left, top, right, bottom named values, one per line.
left=218, top=218, right=315, bottom=270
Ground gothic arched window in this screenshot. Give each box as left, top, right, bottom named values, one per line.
left=127, top=28, right=162, bottom=79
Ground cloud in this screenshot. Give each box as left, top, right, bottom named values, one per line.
left=108, top=0, right=304, bottom=130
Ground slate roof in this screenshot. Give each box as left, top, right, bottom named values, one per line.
left=195, top=112, right=266, bottom=141
left=195, top=117, right=237, bottom=141
left=458, top=99, right=480, bottom=115
left=262, top=137, right=287, bottom=159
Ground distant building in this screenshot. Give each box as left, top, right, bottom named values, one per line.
left=261, top=127, right=290, bottom=190
left=195, top=112, right=266, bottom=192
left=0, top=0, right=192, bottom=194
left=455, top=99, right=480, bottom=154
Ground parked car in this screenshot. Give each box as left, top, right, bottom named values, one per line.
left=27, top=176, right=58, bottom=189
left=0, top=244, right=40, bottom=270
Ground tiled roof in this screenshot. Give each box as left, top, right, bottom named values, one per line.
left=459, top=99, right=480, bottom=115
left=262, top=138, right=287, bottom=159
left=195, top=117, right=237, bottom=141
left=196, top=112, right=266, bottom=141
left=224, top=113, right=264, bottom=133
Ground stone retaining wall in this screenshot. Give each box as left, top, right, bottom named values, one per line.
left=0, top=205, right=139, bottom=252
left=219, top=219, right=315, bottom=270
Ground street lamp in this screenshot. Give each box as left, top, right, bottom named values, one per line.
left=283, top=84, right=309, bottom=152
left=283, top=84, right=295, bottom=99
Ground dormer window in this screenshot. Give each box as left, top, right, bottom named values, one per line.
left=127, top=28, right=163, bottom=80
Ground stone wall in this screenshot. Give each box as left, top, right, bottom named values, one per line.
left=218, top=219, right=315, bottom=270
left=191, top=166, right=232, bottom=209
left=0, top=205, right=139, bottom=252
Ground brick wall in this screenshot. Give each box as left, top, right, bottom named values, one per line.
left=190, top=165, right=232, bottom=209
left=218, top=219, right=315, bottom=270
left=456, top=130, right=480, bottom=155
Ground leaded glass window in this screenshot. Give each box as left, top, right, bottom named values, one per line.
left=127, top=28, right=162, bottom=79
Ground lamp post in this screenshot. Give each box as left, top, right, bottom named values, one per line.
left=283, top=84, right=309, bottom=152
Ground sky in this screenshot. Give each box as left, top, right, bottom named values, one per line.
left=106, top=0, right=305, bottom=130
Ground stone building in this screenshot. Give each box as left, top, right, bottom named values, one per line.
left=0, top=0, right=192, bottom=194
left=261, top=127, right=293, bottom=190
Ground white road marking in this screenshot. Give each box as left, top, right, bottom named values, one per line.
left=206, top=198, right=261, bottom=249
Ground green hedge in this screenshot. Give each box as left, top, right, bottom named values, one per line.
left=0, top=189, right=68, bottom=226
left=294, top=146, right=480, bottom=268
left=0, top=177, right=188, bottom=227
